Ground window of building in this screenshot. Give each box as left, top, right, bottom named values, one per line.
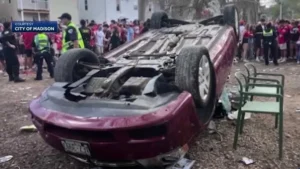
left=85, top=0, right=88, bottom=10
left=116, top=0, right=120, bottom=11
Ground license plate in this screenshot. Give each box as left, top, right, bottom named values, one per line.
left=61, top=139, right=91, bottom=156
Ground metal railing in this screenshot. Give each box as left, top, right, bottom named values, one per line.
left=18, top=0, right=49, bottom=10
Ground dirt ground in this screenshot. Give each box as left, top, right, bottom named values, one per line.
left=0, top=61, right=300, bottom=169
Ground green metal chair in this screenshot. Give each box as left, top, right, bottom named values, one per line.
left=233, top=72, right=284, bottom=159
left=244, top=63, right=285, bottom=87
left=244, top=63, right=285, bottom=128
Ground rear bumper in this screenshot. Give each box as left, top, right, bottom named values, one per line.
left=29, top=92, right=203, bottom=162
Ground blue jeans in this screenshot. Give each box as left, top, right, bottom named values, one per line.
left=297, top=43, right=300, bottom=62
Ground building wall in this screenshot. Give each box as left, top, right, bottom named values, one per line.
left=78, top=0, right=139, bottom=23
left=78, top=0, right=106, bottom=23
left=0, top=0, right=19, bottom=22
left=49, top=0, right=80, bottom=25
left=105, top=0, right=139, bottom=22
left=141, top=0, right=161, bottom=21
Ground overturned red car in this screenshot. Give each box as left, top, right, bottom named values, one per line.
left=29, top=4, right=239, bottom=168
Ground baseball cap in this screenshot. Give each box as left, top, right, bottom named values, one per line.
left=58, top=13, right=72, bottom=20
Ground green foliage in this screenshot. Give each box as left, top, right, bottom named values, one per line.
left=265, top=0, right=300, bottom=19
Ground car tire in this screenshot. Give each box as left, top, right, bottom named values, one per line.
left=175, top=46, right=217, bottom=124
left=54, top=48, right=99, bottom=83
left=223, top=4, right=239, bottom=40
left=150, top=12, right=168, bottom=29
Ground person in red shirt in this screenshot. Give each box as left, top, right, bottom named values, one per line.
left=22, top=32, right=36, bottom=71
left=90, top=24, right=98, bottom=52
left=277, top=20, right=288, bottom=62
left=54, top=30, right=62, bottom=57
left=119, top=24, right=127, bottom=44
left=241, top=24, right=252, bottom=62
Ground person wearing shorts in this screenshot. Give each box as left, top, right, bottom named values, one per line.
left=255, top=19, right=265, bottom=62
left=277, top=20, right=288, bottom=63
left=95, top=26, right=105, bottom=56
left=22, top=32, right=35, bottom=71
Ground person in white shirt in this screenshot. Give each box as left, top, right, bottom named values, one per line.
left=95, top=26, right=105, bottom=55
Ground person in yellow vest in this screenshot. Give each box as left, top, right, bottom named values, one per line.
left=58, top=13, right=85, bottom=53
left=32, top=32, right=54, bottom=80
left=262, top=22, right=278, bottom=66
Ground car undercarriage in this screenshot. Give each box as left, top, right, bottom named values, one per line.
left=30, top=4, right=239, bottom=168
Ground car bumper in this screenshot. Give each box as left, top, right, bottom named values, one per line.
left=29, top=92, right=203, bottom=165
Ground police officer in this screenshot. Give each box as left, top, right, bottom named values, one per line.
left=262, top=23, right=278, bottom=66
left=0, top=22, right=25, bottom=82
left=79, top=19, right=92, bottom=50
left=58, top=13, right=85, bottom=53
left=32, top=32, right=54, bottom=80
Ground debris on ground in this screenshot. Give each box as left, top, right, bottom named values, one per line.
left=207, top=121, right=216, bottom=134
left=228, top=110, right=251, bottom=120
left=219, top=88, right=231, bottom=113
left=0, top=155, right=13, bottom=164
left=167, top=158, right=195, bottom=169
left=240, top=157, right=254, bottom=165
left=285, top=95, right=292, bottom=98
left=19, top=125, right=37, bottom=132
left=228, top=86, right=240, bottom=110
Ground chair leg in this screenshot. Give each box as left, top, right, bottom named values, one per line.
left=275, top=114, right=278, bottom=129
left=240, top=112, right=246, bottom=134
left=279, top=112, right=283, bottom=160
left=233, top=110, right=242, bottom=149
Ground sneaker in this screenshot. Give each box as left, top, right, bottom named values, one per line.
left=280, top=57, right=287, bottom=63
left=244, top=59, right=250, bottom=63
left=260, top=56, right=264, bottom=61
left=256, top=57, right=260, bottom=62
left=297, top=61, right=300, bottom=64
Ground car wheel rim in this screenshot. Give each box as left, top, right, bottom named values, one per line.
left=198, top=55, right=210, bottom=101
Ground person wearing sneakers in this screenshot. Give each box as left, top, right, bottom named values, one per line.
left=277, top=20, right=288, bottom=63
left=22, top=32, right=36, bottom=72
left=255, top=19, right=266, bottom=62
left=241, top=24, right=252, bottom=62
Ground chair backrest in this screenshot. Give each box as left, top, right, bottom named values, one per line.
left=244, top=63, right=257, bottom=78
left=234, top=72, right=248, bottom=109
left=234, top=72, right=248, bottom=93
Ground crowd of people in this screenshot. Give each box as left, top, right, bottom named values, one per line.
left=2, top=14, right=299, bottom=84
left=239, top=18, right=300, bottom=65
left=0, top=16, right=150, bottom=83
left=77, top=18, right=150, bottom=56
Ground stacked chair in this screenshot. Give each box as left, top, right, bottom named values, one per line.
left=233, top=63, right=285, bottom=159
